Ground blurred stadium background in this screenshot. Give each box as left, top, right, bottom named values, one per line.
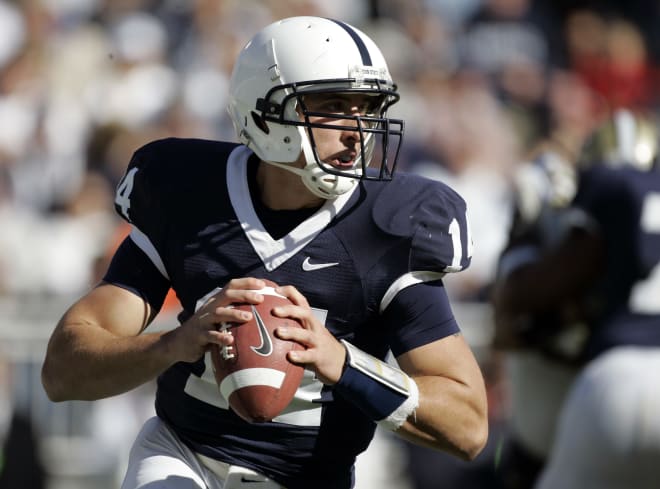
left=0, top=0, right=657, bottom=488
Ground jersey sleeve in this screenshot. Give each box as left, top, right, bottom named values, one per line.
left=382, top=281, right=459, bottom=356
left=103, top=237, right=171, bottom=312
left=373, top=174, right=473, bottom=274
left=108, top=139, right=177, bottom=308
left=113, top=140, right=172, bottom=257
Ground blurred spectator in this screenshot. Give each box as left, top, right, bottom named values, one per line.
left=0, top=1, right=25, bottom=71
left=408, top=71, right=519, bottom=301
left=0, top=353, right=46, bottom=489
left=552, top=0, right=660, bottom=67
left=458, top=0, right=567, bottom=151
left=88, top=11, right=179, bottom=129
left=564, top=9, right=656, bottom=110
left=0, top=165, right=116, bottom=296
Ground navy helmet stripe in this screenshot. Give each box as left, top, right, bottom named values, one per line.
left=328, top=19, right=372, bottom=66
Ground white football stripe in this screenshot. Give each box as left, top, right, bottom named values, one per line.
left=219, top=368, right=285, bottom=400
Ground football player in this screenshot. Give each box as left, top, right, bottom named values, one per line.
left=492, top=109, right=660, bottom=489
left=490, top=140, right=584, bottom=489
left=41, top=17, right=488, bottom=489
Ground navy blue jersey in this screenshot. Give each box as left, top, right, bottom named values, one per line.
left=572, top=164, right=660, bottom=358
left=105, top=138, right=472, bottom=488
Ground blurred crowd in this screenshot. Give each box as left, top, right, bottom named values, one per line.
left=0, top=0, right=658, bottom=300
left=0, top=0, right=658, bottom=488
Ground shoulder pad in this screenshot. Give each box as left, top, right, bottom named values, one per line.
left=114, top=138, right=239, bottom=232
left=373, top=173, right=472, bottom=273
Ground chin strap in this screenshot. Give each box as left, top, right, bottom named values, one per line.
left=265, top=160, right=358, bottom=199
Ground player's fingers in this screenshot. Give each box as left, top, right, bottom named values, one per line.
left=224, top=277, right=266, bottom=291
left=217, top=288, right=265, bottom=307
left=275, top=285, right=310, bottom=308
left=286, top=348, right=314, bottom=365
left=219, top=278, right=267, bottom=305
left=199, top=306, right=252, bottom=326
left=199, top=279, right=266, bottom=310
left=272, top=304, right=318, bottom=332
left=275, top=325, right=312, bottom=346
left=285, top=342, right=345, bottom=385
left=208, top=329, right=234, bottom=346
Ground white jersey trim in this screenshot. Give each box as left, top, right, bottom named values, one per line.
left=129, top=226, right=170, bottom=280
left=380, top=271, right=446, bottom=313
left=226, top=145, right=357, bottom=271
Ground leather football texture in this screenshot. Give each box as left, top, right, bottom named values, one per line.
left=211, top=280, right=305, bottom=423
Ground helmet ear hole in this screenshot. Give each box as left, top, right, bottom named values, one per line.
left=251, top=111, right=270, bottom=134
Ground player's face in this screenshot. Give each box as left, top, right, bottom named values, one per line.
left=299, top=92, right=384, bottom=170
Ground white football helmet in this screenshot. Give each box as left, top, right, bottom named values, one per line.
left=227, top=16, right=404, bottom=199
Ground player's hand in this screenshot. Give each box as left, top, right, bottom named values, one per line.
left=168, top=277, right=266, bottom=363
left=272, top=285, right=346, bottom=385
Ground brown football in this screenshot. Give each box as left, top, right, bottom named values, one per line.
left=211, top=280, right=305, bottom=423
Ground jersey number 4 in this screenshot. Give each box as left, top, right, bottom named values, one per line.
left=115, top=167, right=139, bottom=221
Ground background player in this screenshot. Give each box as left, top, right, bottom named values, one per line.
left=492, top=108, right=660, bottom=488
left=490, top=133, right=583, bottom=489
left=41, top=16, right=488, bottom=489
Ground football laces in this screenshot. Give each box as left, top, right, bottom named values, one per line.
left=219, top=322, right=235, bottom=360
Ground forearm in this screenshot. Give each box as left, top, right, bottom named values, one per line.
left=43, top=279, right=264, bottom=402
left=42, top=320, right=178, bottom=402
left=333, top=338, right=488, bottom=461
left=395, top=375, right=488, bottom=461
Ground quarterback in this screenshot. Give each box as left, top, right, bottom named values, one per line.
left=42, top=17, right=488, bottom=489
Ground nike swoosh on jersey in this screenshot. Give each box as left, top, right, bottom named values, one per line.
left=250, top=306, right=273, bottom=356
left=302, top=257, right=339, bottom=271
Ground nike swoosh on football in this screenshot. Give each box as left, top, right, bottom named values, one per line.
left=302, top=257, right=339, bottom=271
left=250, top=306, right=273, bottom=356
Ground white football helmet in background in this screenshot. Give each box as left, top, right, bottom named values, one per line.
left=227, top=16, right=404, bottom=199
